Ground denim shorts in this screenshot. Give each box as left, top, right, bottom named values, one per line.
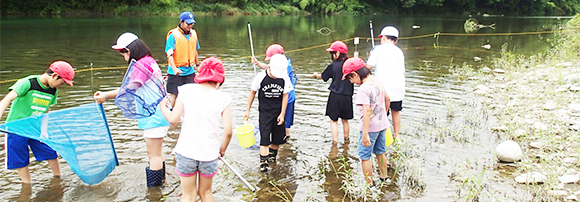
left=174, top=153, right=219, bottom=178
left=356, top=129, right=387, bottom=160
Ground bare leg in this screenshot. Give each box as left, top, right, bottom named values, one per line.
left=392, top=110, right=401, bottom=138
left=180, top=174, right=198, bottom=202
left=259, top=145, right=269, bottom=156
left=341, top=119, right=350, bottom=140
left=361, top=159, right=373, bottom=185
left=285, top=128, right=291, bottom=138
left=47, top=159, right=61, bottom=177
left=17, top=166, right=31, bottom=184
left=330, top=119, right=338, bottom=144
left=198, top=175, right=214, bottom=202
left=168, top=94, right=177, bottom=109
left=269, top=144, right=279, bottom=150
left=145, top=138, right=164, bottom=170
left=376, top=153, right=388, bottom=179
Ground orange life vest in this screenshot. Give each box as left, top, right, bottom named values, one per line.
left=167, top=27, right=198, bottom=67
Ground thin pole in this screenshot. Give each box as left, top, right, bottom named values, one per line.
left=247, top=22, right=256, bottom=75
left=219, top=156, right=256, bottom=192
left=90, top=63, right=94, bottom=93
left=370, top=21, right=375, bottom=47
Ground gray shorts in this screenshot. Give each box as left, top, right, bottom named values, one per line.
left=174, top=153, right=219, bottom=178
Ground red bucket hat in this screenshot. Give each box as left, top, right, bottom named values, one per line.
left=49, top=61, right=75, bottom=86
left=341, top=57, right=366, bottom=80
left=265, top=44, right=284, bottom=61
left=326, top=41, right=348, bottom=54
left=194, top=57, right=225, bottom=83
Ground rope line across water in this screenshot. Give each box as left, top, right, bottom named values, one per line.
left=1, top=29, right=574, bottom=84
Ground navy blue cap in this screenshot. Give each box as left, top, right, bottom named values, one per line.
left=179, top=11, right=195, bottom=24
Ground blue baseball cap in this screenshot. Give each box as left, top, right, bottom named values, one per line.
left=179, top=11, right=196, bottom=24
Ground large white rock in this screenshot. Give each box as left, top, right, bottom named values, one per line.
left=496, top=140, right=523, bottom=162
left=515, top=172, right=547, bottom=184
left=559, top=174, right=580, bottom=184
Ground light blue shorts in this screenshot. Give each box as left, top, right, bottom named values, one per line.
left=175, top=153, right=219, bottom=178
left=356, top=129, right=387, bottom=160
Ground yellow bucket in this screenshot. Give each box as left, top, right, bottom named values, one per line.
left=235, top=124, right=255, bottom=148
left=385, top=127, right=394, bottom=147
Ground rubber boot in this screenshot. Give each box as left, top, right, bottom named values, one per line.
left=161, top=161, right=166, bottom=180
left=268, top=148, right=278, bottom=163
left=146, top=166, right=164, bottom=187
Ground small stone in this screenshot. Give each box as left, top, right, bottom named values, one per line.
left=571, top=84, right=580, bottom=91
left=543, top=102, right=557, bottom=110
left=548, top=190, right=568, bottom=197
left=559, top=174, right=580, bottom=184
left=564, top=157, right=577, bottom=165
left=533, top=122, right=548, bottom=131
left=514, top=129, right=527, bottom=137
left=515, top=172, right=547, bottom=184
left=493, top=69, right=506, bottom=74
left=566, top=194, right=578, bottom=201
left=529, top=142, right=543, bottom=149
left=481, top=67, right=493, bottom=73
left=556, top=62, right=573, bottom=67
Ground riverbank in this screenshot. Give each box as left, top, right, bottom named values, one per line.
left=447, top=14, right=580, bottom=201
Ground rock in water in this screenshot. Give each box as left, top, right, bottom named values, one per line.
left=496, top=140, right=523, bottom=162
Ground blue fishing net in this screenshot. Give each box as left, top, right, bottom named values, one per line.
left=115, top=59, right=166, bottom=119
left=0, top=103, right=118, bottom=185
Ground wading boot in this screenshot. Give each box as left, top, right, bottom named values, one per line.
left=146, top=166, right=164, bottom=187
left=268, top=148, right=278, bottom=163
left=260, top=155, right=269, bottom=173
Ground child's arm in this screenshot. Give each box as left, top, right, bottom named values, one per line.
left=250, top=57, right=268, bottom=70
left=160, top=97, right=183, bottom=125
left=220, top=104, right=233, bottom=157
left=384, top=91, right=391, bottom=116
left=277, top=93, right=288, bottom=125
left=93, top=89, right=120, bottom=104
left=0, top=91, right=18, bottom=121
left=243, top=90, right=257, bottom=121
left=361, top=104, right=372, bottom=147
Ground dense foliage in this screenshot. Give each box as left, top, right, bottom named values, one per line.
left=2, top=0, right=579, bottom=16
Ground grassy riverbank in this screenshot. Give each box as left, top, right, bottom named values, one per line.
left=445, top=14, right=580, bottom=201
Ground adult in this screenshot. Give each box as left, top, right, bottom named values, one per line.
left=366, top=26, right=405, bottom=139
left=165, top=11, right=201, bottom=108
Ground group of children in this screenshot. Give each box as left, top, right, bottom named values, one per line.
left=0, top=22, right=403, bottom=200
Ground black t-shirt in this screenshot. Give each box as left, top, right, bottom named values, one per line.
left=321, top=60, right=354, bottom=96
left=258, top=71, right=286, bottom=114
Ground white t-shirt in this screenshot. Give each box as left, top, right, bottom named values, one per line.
left=173, top=84, right=232, bottom=161
left=367, top=43, right=406, bottom=101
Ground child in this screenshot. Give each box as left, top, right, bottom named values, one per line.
left=312, top=41, right=354, bottom=144
left=244, top=54, right=294, bottom=173
left=160, top=57, right=233, bottom=201
left=342, top=57, right=390, bottom=185
left=93, top=32, right=170, bottom=187
left=251, top=44, right=297, bottom=139
left=0, top=61, right=75, bottom=183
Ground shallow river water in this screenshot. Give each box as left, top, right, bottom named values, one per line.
left=0, top=15, right=569, bottom=201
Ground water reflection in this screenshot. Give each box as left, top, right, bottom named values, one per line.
left=0, top=15, right=567, bottom=201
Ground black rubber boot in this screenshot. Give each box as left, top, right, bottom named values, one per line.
left=260, top=155, right=269, bottom=173
left=161, top=161, right=166, bottom=180
left=268, top=148, right=278, bottom=163
left=146, top=166, right=164, bottom=187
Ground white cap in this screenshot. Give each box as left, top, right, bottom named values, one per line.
left=112, top=32, right=138, bottom=50
left=379, top=26, right=399, bottom=38
left=268, top=54, right=288, bottom=79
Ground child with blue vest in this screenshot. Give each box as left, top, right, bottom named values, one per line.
left=342, top=57, right=391, bottom=185
left=245, top=54, right=294, bottom=172
left=93, top=32, right=170, bottom=187
left=251, top=44, right=297, bottom=139
left=160, top=57, right=233, bottom=201
left=0, top=61, right=75, bottom=183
